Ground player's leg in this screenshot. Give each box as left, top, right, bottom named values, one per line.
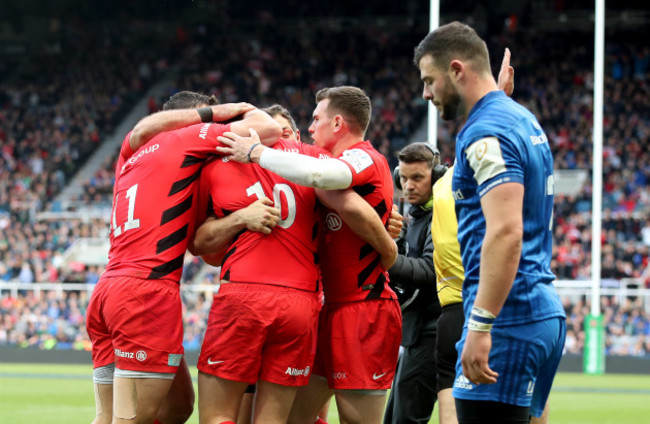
left=196, top=286, right=262, bottom=424
left=105, top=278, right=187, bottom=423
left=257, top=287, right=321, bottom=423
left=316, top=397, right=332, bottom=423
left=86, top=279, right=115, bottom=424
left=530, top=400, right=549, bottom=424
left=156, top=356, right=195, bottom=423
left=437, top=389, right=457, bottom=424
left=382, top=378, right=396, bottom=424
left=236, top=385, right=257, bottom=424
left=334, top=390, right=387, bottom=424
left=91, top=373, right=113, bottom=424
left=253, top=380, right=299, bottom=424
left=198, top=372, right=249, bottom=424
left=287, top=375, right=334, bottom=424
left=113, top=373, right=175, bottom=424
left=436, top=303, right=464, bottom=424
left=327, top=300, right=401, bottom=424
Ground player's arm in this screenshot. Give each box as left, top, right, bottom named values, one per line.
left=474, top=182, right=523, bottom=317
left=190, top=199, right=281, bottom=258
left=315, top=189, right=398, bottom=270
left=461, top=181, right=523, bottom=386
left=128, top=103, right=256, bottom=151
left=388, top=220, right=435, bottom=288
left=229, top=108, right=282, bottom=146
left=216, top=129, right=353, bottom=189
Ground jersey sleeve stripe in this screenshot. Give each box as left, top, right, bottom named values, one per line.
left=160, top=195, right=194, bottom=225
left=156, top=224, right=189, bottom=254
left=147, top=253, right=184, bottom=280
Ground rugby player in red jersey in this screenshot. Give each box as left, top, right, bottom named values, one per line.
left=190, top=102, right=397, bottom=424
left=217, top=86, right=402, bottom=424
left=85, top=91, right=282, bottom=424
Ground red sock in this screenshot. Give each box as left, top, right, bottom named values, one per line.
left=315, top=418, right=328, bottom=424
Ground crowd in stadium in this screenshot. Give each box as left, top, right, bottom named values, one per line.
left=1, top=8, right=649, bottom=359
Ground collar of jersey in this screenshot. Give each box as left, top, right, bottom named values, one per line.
left=468, top=90, right=507, bottom=121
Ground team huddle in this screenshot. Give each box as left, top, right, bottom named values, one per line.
left=86, top=22, right=566, bottom=424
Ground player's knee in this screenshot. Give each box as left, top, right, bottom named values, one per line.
left=164, top=399, right=194, bottom=424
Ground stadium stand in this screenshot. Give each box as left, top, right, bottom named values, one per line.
left=1, top=1, right=649, bottom=359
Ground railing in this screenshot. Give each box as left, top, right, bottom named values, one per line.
left=2, top=279, right=647, bottom=306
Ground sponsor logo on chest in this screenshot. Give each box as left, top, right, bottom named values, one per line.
left=121, top=144, right=160, bottom=173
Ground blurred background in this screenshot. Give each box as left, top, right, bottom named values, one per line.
left=1, top=0, right=649, bottom=372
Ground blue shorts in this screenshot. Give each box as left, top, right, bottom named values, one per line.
left=452, top=317, right=566, bottom=418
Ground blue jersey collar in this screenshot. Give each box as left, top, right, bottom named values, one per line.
left=467, top=90, right=506, bottom=121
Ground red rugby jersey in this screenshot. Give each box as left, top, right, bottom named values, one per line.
left=102, top=123, right=230, bottom=282
left=319, top=141, right=397, bottom=303
left=199, top=138, right=330, bottom=291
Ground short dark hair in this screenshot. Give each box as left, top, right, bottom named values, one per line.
left=262, top=104, right=298, bottom=133
left=163, top=91, right=219, bottom=110
left=414, top=21, right=490, bottom=74
left=398, top=142, right=441, bottom=168
left=315, top=86, right=371, bottom=136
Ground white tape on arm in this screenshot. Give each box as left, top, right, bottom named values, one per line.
left=259, top=148, right=353, bottom=189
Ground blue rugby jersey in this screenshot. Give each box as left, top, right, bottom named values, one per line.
left=452, top=90, right=565, bottom=326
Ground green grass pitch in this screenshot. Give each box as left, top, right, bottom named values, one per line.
left=1, top=363, right=649, bottom=424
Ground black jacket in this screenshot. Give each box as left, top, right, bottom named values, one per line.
left=388, top=202, right=441, bottom=347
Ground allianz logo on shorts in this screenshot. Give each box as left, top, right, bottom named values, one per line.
left=285, top=366, right=310, bottom=377
left=114, top=348, right=147, bottom=362
left=454, top=375, right=474, bottom=390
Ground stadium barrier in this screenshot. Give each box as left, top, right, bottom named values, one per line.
left=2, top=281, right=649, bottom=374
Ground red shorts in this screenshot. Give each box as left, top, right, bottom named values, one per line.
left=197, top=283, right=320, bottom=387
left=313, top=299, right=402, bottom=390
left=85, top=276, right=184, bottom=373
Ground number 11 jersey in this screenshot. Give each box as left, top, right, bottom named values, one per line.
left=103, top=122, right=231, bottom=282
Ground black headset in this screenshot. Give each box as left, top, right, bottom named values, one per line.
left=393, top=142, right=449, bottom=190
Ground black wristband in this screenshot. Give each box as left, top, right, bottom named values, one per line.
left=247, top=143, right=261, bottom=163
left=197, top=107, right=213, bottom=123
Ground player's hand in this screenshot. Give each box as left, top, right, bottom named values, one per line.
left=234, top=197, right=280, bottom=235
left=497, top=48, right=515, bottom=97
left=211, top=103, right=256, bottom=122
left=387, top=205, right=404, bottom=240
left=380, top=240, right=398, bottom=270
left=216, top=128, right=260, bottom=163
left=460, top=330, right=499, bottom=385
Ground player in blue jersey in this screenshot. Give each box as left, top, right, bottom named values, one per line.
left=414, top=22, right=566, bottom=424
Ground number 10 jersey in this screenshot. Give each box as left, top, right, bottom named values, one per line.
left=199, top=138, right=330, bottom=292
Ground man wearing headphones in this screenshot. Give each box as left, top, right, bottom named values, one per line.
left=384, top=142, right=445, bottom=424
